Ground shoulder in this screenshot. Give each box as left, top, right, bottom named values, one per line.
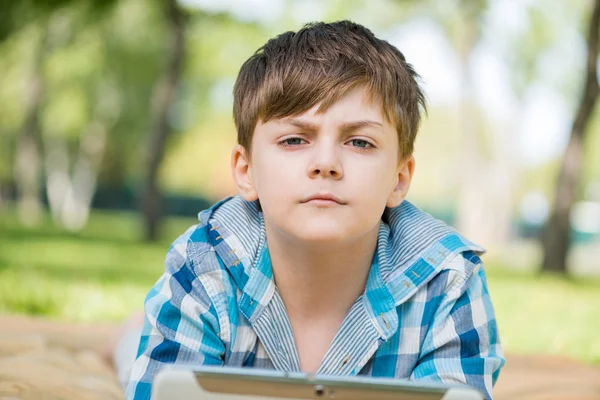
left=163, top=223, right=215, bottom=276
left=162, top=195, right=264, bottom=300
left=150, top=223, right=222, bottom=310
left=166, top=195, right=259, bottom=276
left=382, top=201, right=485, bottom=280
left=443, top=251, right=483, bottom=283
left=434, top=250, right=484, bottom=297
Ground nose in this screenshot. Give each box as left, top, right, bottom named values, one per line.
left=307, top=140, right=343, bottom=180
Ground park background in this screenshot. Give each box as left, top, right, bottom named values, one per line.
left=0, top=0, right=599, bottom=385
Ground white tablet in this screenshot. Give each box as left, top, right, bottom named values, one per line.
left=151, top=365, right=484, bottom=400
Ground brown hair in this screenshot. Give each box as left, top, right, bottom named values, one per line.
left=233, top=20, right=426, bottom=158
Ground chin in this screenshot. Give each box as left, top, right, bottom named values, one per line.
left=289, top=218, right=356, bottom=245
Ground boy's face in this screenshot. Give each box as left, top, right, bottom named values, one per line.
left=232, top=86, right=415, bottom=246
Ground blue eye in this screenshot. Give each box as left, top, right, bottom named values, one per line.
left=350, top=139, right=372, bottom=148
left=280, top=137, right=306, bottom=146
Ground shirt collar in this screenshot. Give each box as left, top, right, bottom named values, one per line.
left=200, top=196, right=485, bottom=329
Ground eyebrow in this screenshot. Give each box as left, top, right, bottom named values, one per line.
left=283, top=118, right=384, bottom=133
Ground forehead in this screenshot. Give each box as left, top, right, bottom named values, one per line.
left=310, top=86, right=385, bottom=122
left=311, top=86, right=386, bottom=122
left=263, top=86, right=390, bottom=128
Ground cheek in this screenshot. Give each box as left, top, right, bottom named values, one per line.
left=348, top=156, right=396, bottom=190
left=251, top=157, right=301, bottom=209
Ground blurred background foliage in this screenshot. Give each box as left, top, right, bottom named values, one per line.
left=0, top=0, right=599, bottom=364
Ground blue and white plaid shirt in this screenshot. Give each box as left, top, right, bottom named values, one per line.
left=126, top=196, right=504, bottom=400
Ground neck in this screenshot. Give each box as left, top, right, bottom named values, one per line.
left=265, top=221, right=380, bottom=321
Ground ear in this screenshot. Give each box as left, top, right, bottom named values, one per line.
left=386, top=155, right=415, bottom=208
left=231, top=144, right=258, bottom=202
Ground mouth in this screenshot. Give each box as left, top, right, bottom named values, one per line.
left=301, top=193, right=346, bottom=206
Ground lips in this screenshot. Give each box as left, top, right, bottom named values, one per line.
left=301, top=193, right=346, bottom=205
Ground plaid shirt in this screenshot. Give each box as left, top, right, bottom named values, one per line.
left=126, top=196, right=504, bottom=400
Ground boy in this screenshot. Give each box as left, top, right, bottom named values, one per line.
left=125, top=20, right=504, bottom=400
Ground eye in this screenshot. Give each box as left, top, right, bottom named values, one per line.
left=349, top=139, right=373, bottom=149
left=279, top=137, right=307, bottom=147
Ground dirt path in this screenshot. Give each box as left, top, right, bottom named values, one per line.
left=0, top=315, right=598, bottom=399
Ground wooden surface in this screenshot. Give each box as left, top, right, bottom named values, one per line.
left=0, top=315, right=122, bottom=400
left=0, top=315, right=599, bottom=399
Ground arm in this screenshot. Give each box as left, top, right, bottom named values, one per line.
left=126, top=235, right=225, bottom=400
left=410, top=252, right=505, bottom=400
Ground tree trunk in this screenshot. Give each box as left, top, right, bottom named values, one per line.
left=44, top=134, right=71, bottom=223
left=541, top=0, right=600, bottom=274
left=14, top=23, right=49, bottom=226
left=44, top=119, right=108, bottom=231
left=140, top=0, right=185, bottom=241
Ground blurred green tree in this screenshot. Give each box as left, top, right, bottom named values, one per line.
left=12, top=19, right=49, bottom=226
left=0, top=0, right=267, bottom=235
left=0, top=0, right=117, bottom=227
left=541, top=0, right=600, bottom=274
left=140, top=0, right=186, bottom=241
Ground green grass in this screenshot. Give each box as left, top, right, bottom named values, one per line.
left=483, top=265, right=600, bottom=365
left=0, top=207, right=198, bottom=322
left=0, top=207, right=599, bottom=365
